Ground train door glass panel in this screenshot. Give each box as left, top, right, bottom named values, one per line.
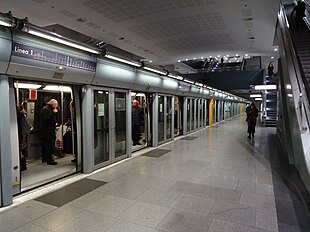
left=166, top=96, right=172, bottom=140
left=200, top=99, right=203, bottom=127
left=158, top=95, right=165, bottom=143
left=191, top=99, right=195, bottom=131
left=14, top=81, right=78, bottom=192
left=187, top=98, right=191, bottom=132
left=131, top=92, right=150, bottom=151
left=115, top=92, right=126, bottom=158
left=94, top=90, right=110, bottom=165
left=174, top=96, right=180, bottom=136
left=195, top=99, right=199, bottom=129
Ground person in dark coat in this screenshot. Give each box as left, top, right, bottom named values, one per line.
left=132, top=99, right=143, bottom=146
left=291, top=0, right=306, bottom=29
left=267, top=62, right=274, bottom=78
left=39, top=99, right=58, bottom=165
left=247, top=103, right=258, bottom=139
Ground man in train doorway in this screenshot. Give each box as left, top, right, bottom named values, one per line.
left=39, top=99, right=58, bottom=165
left=132, top=99, right=143, bottom=146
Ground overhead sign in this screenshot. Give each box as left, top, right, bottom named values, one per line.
left=12, top=42, right=97, bottom=72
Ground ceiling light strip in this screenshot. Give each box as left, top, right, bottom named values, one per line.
left=105, top=54, right=142, bottom=67
left=25, top=26, right=101, bottom=54
left=143, top=66, right=167, bottom=75
left=168, top=74, right=183, bottom=80
left=183, top=79, right=195, bottom=84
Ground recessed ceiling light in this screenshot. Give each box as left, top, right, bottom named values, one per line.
left=236, top=54, right=239, bottom=56
left=245, top=54, right=248, bottom=56
left=193, top=58, right=196, bottom=60
left=209, top=56, right=212, bottom=58
left=201, top=57, right=204, bottom=59
left=274, top=48, right=278, bottom=51
left=271, top=56, right=274, bottom=59
left=186, top=59, right=188, bottom=61
left=149, top=60, right=152, bottom=63
left=178, top=60, right=181, bottom=62
left=243, top=17, right=253, bottom=21
left=217, top=55, right=220, bottom=57
left=77, top=17, right=87, bottom=22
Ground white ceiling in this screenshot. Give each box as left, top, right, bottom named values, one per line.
left=2, top=0, right=281, bottom=68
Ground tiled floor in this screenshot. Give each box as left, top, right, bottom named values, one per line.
left=1, top=116, right=310, bottom=232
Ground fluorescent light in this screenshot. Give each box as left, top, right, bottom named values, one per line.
left=27, top=29, right=101, bottom=54
left=250, top=94, right=261, bottom=98
left=143, top=66, right=167, bottom=75
left=43, top=85, right=72, bottom=92
left=254, top=85, right=277, bottom=90
left=136, top=93, right=145, bottom=97
left=195, top=83, right=203, bottom=87
left=184, top=79, right=194, bottom=84
left=168, top=74, right=183, bottom=80
left=255, top=98, right=262, bottom=101
left=14, top=83, right=41, bottom=89
left=105, top=54, right=141, bottom=67
left=0, top=20, right=12, bottom=27
left=98, top=91, right=104, bottom=94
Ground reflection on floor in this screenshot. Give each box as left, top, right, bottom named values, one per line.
left=21, top=155, right=76, bottom=190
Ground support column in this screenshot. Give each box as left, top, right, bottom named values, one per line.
left=82, top=85, right=94, bottom=174
left=0, top=75, right=13, bottom=206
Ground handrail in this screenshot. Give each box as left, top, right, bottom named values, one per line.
left=279, top=3, right=310, bottom=129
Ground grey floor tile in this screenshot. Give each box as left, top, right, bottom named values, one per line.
left=204, top=186, right=242, bottom=204
left=255, top=208, right=278, bottom=231
left=120, top=202, right=171, bottom=228
left=239, top=192, right=276, bottom=210
left=0, top=200, right=56, bottom=232
left=105, top=220, right=159, bottom=232
left=67, top=189, right=108, bottom=209
left=156, top=209, right=212, bottom=232
left=84, top=195, right=135, bottom=217
left=136, top=189, right=179, bottom=207
left=258, top=174, right=273, bottom=185
left=237, top=181, right=256, bottom=193
left=167, top=181, right=208, bottom=198
left=11, top=223, right=52, bottom=232
left=255, top=183, right=274, bottom=196
left=209, top=201, right=256, bottom=227
left=208, top=219, right=235, bottom=232
left=53, top=210, right=116, bottom=232
left=88, top=169, right=126, bottom=182
left=32, top=205, right=84, bottom=230
left=233, top=224, right=272, bottom=232
left=203, top=176, right=239, bottom=190
left=169, top=194, right=215, bottom=215
left=175, top=172, right=206, bottom=184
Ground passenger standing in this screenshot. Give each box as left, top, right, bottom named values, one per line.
left=17, top=103, right=32, bottom=171
left=246, top=103, right=258, bottom=139
left=39, top=99, right=58, bottom=165
left=291, top=0, right=306, bottom=30
left=267, top=62, right=274, bottom=78
left=132, top=99, right=143, bottom=146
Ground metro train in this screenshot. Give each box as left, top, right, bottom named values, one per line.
left=0, top=20, right=246, bottom=206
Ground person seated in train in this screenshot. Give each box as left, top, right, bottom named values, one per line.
left=39, top=99, right=59, bottom=165
left=132, top=99, right=143, bottom=146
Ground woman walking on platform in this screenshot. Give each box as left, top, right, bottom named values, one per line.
left=246, top=103, right=258, bottom=139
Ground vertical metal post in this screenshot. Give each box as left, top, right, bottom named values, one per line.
left=126, top=91, right=132, bottom=158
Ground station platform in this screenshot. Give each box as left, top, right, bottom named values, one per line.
left=1, top=116, right=310, bottom=232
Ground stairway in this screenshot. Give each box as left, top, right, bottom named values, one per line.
left=265, top=76, right=278, bottom=127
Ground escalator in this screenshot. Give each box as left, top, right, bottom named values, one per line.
left=276, top=2, right=310, bottom=193
left=284, top=4, right=310, bottom=88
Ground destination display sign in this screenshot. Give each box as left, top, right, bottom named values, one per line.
left=12, top=42, right=97, bottom=72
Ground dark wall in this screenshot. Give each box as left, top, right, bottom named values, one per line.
left=183, top=70, right=264, bottom=91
